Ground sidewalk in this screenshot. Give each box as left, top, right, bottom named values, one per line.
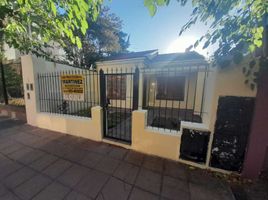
left=0, top=117, right=235, bottom=200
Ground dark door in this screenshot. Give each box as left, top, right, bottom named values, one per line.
left=210, top=96, right=255, bottom=172
left=100, top=68, right=139, bottom=144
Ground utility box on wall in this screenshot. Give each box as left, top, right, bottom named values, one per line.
left=180, top=128, right=210, bottom=163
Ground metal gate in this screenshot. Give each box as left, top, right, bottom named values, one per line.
left=100, top=68, right=139, bottom=143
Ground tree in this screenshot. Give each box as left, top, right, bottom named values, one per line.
left=0, top=63, right=22, bottom=101
left=0, top=0, right=103, bottom=104
left=144, top=0, right=268, bottom=88
left=63, top=7, right=130, bottom=68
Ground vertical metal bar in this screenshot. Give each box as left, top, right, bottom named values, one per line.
left=185, top=66, right=191, bottom=121
left=37, top=74, right=41, bottom=112
left=129, top=68, right=133, bottom=142
left=158, top=69, right=162, bottom=129
left=171, top=68, right=176, bottom=131
left=200, top=65, right=208, bottom=119
left=115, top=68, right=118, bottom=139
left=85, top=70, right=89, bottom=117
left=99, top=69, right=106, bottom=137
left=52, top=71, right=56, bottom=114
left=164, top=68, right=169, bottom=131
left=152, top=70, right=157, bottom=128
left=120, top=68, right=123, bottom=139
left=93, top=69, right=96, bottom=107
left=192, top=66, right=199, bottom=122
left=124, top=67, right=127, bottom=137
left=89, top=70, right=93, bottom=113
left=45, top=73, right=48, bottom=112
left=142, top=72, right=147, bottom=109
left=132, top=67, right=139, bottom=110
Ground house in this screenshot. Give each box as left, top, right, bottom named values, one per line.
left=21, top=49, right=257, bottom=175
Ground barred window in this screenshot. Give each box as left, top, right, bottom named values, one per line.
left=156, top=76, right=185, bottom=101
left=107, top=75, right=126, bottom=100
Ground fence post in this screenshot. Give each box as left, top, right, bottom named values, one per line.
left=99, top=69, right=106, bottom=108
left=133, top=67, right=139, bottom=110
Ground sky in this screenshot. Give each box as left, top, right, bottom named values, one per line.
left=104, top=0, right=215, bottom=57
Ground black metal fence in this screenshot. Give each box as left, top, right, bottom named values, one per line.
left=142, top=65, right=208, bottom=131
left=37, top=69, right=99, bottom=118
left=100, top=67, right=139, bottom=143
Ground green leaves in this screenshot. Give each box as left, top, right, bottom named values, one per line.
left=144, top=0, right=169, bottom=16
left=1, top=0, right=103, bottom=59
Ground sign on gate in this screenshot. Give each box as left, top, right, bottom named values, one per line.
left=60, top=75, right=85, bottom=101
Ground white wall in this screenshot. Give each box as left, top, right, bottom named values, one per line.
left=21, top=55, right=102, bottom=141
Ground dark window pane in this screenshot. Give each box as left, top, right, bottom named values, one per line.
left=107, top=75, right=126, bottom=100
left=156, top=76, right=185, bottom=101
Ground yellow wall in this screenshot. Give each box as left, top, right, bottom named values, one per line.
left=132, top=110, right=181, bottom=160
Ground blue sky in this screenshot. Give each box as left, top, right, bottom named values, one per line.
left=104, top=0, right=214, bottom=56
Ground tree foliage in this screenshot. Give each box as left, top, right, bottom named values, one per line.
left=0, top=0, right=103, bottom=58
left=63, top=7, right=130, bottom=68
left=0, top=64, right=22, bottom=99
left=144, top=0, right=267, bottom=88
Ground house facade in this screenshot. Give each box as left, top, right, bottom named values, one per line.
left=21, top=50, right=257, bottom=175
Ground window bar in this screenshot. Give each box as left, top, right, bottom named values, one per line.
left=164, top=68, right=169, bottom=131
left=158, top=70, right=162, bottom=129
left=185, top=66, right=191, bottom=121
left=170, top=68, right=176, bottom=131
left=178, top=67, right=182, bottom=121
left=200, top=65, right=208, bottom=119
left=192, top=65, right=199, bottom=122
left=151, top=70, right=157, bottom=129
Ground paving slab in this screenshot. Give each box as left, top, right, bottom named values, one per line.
left=135, top=168, right=162, bottom=195
left=161, top=176, right=190, bottom=200
left=4, top=167, right=37, bottom=189
left=65, top=190, right=92, bottom=200
left=32, top=181, right=70, bottom=200
left=75, top=169, right=109, bottom=199
left=113, top=162, right=139, bottom=184
left=94, top=156, right=120, bottom=174
left=80, top=152, right=103, bottom=168
left=96, top=177, right=132, bottom=200
left=14, top=174, right=52, bottom=200
left=42, top=159, right=72, bottom=179
left=57, top=164, right=90, bottom=187
left=129, top=187, right=159, bottom=200
left=30, top=154, right=58, bottom=171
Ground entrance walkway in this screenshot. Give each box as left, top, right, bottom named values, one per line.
left=0, top=116, right=235, bottom=200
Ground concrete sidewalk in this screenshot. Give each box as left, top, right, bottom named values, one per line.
left=0, top=117, right=235, bottom=200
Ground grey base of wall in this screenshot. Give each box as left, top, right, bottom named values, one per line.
left=0, top=105, right=26, bottom=122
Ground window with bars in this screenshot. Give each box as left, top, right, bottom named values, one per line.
left=107, top=75, right=126, bottom=100
left=156, top=76, right=185, bottom=101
